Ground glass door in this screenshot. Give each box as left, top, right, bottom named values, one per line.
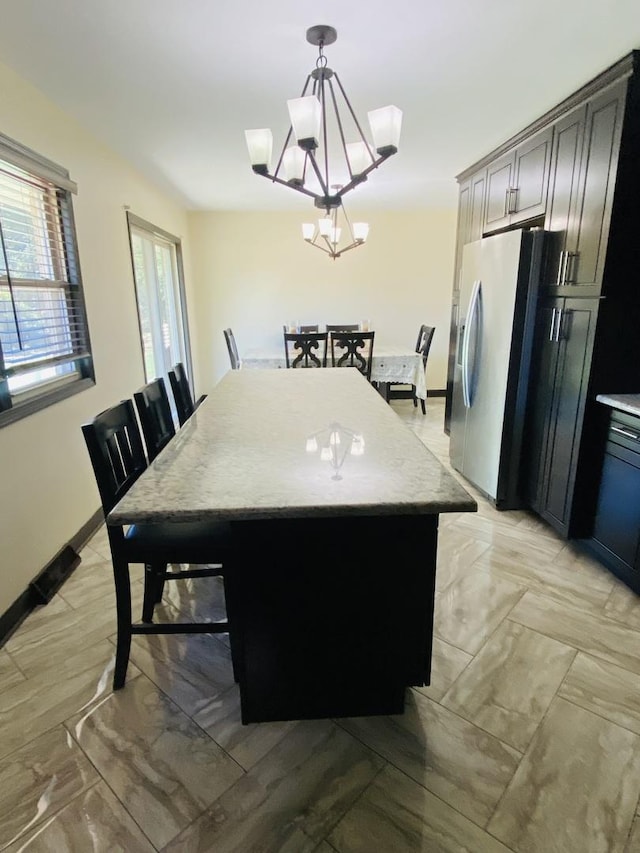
left=127, top=213, right=192, bottom=394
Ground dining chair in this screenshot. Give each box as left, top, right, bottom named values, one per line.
left=224, top=327, right=241, bottom=370
left=386, top=325, right=435, bottom=414
left=326, top=323, right=359, bottom=333
left=284, top=331, right=328, bottom=368
left=81, top=399, right=234, bottom=690
left=330, top=331, right=375, bottom=380
left=283, top=324, right=319, bottom=333
left=168, top=361, right=207, bottom=426
left=133, top=377, right=175, bottom=462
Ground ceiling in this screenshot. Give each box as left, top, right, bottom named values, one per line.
left=1, top=0, right=639, bottom=212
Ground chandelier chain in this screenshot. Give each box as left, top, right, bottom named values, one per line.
left=316, top=42, right=328, bottom=70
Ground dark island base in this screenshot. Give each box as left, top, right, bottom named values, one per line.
left=227, top=513, right=438, bottom=724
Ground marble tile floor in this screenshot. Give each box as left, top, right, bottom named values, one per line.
left=3, top=398, right=640, bottom=851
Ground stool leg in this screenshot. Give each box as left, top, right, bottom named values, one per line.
left=112, top=559, right=132, bottom=690
left=142, top=563, right=156, bottom=622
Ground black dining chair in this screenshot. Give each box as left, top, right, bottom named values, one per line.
left=168, top=362, right=207, bottom=426
left=326, top=323, right=359, bottom=334
left=224, top=328, right=241, bottom=371
left=133, top=377, right=175, bottom=462
left=282, top=324, right=319, bottom=334
left=387, top=325, right=435, bottom=414
left=81, top=399, right=234, bottom=690
left=330, top=331, right=375, bottom=380
left=284, top=331, right=328, bottom=368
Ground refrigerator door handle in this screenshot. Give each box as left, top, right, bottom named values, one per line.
left=549, top=308, right=557, bottom=341
left=462, top=279, right=482, bottom=408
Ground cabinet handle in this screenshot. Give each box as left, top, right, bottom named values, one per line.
left=565, top=251, right=578, bottom=284
left=506, top=187, right=518, bottom=215
left=556, top=251, right=566, bottom=286
left=611, top=425, right=640, bottom=442
left=549, top=308, right=557, bottom=341
left=554, top=307, right=564, bottom=342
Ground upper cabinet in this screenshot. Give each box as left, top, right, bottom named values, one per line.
left=484, top=126, right=553, bottom=232
left=544, top=81, right=627, bottom=293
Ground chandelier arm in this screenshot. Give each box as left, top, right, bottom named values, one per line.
left=340, top=202, right=356, bottom=243
left=326, top=78, right=353, bottom=179
left=254, top=169, right=320, bottom=201
left=316, top=73, right=328, bottom=193
left=333, top=240, right=359, bottom=258
left=332, top=73, right=376, bottom=166
left=306, top=151, right=330, bottom=198
left=309, top=240, right=331, bottom=256
left=335, top=150, right=393, bottom=200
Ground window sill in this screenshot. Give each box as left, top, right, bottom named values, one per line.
left=0, top=376, right=95, bottom=429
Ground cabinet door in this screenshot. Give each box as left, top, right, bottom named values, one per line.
left=538, top=299, right=598, bottom=534
left=570, top=82, right=626, bottom=289
left=544, top=105, right=586, bottom=288
left=469, top=169, right=486, bottom=241
left=593, top=443, right=640, bottom=569
left=484, top=152, right=514, bottom=232
left=483, top=127, right=552, bottom=233
left=452, top=179, right=472, bottom=295
left=446, top=170, right=486, bottom=431
left=522, top=299, right=562, bottom=510
left=511, top=126, right=553, bottom=225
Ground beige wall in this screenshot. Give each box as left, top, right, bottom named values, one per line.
left=0, top=61, right=197, bottom=614
left=188, top=208, right=457, bottom=393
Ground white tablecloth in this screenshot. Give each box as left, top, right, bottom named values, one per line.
left=242, top=346, right=426, bottom=400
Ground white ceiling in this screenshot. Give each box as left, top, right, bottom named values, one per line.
left=1, top=0, right=639, bottom=212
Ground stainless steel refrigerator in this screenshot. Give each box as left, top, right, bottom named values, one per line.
left=449, top=228, right=545, bottom=508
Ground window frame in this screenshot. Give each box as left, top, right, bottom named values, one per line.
left=0, top=132, right=94, bottom=428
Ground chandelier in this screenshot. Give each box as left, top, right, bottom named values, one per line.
left=244, top=25, right=402, bottom=214
left=302, top=185, right=369, bottom=260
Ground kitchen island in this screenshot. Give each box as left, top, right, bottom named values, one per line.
left=109, top=368, right=476, bottom=723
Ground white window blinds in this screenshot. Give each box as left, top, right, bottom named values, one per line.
left=0, top=134, right=93, bottom=424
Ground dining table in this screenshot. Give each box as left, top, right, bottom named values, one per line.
left=241, top=343, right=428, bottom=399
left=108, top=368, right=475, bottom=724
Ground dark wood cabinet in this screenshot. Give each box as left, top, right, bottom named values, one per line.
left=445, top=168, right=485, bottom=428
left=446, top=52, right=640, bottom=555
left=484, top=127, right=553, bottom=232
left=524, top=298, right=599, bottom=536
left=544, top=83, right=626, bottom=292
left=587, top=409, right=640, bottom=592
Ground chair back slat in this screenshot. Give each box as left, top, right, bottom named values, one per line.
left=168, top=362, right=195, bottom=426
left=418, top=325, right=436, bottom=366
left=82, top=399, right=147, bottom=516
left=326, top=324, right=359, bottom=333
left=284, top=332, right=328, bottom=368
left=330, top=331, right=375, bottom=380
left=134, top=377, right=176, bottom=462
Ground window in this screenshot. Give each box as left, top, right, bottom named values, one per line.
left=126, top=212, right=193, bottom=396
left=0, top=133, right=93, bottom=427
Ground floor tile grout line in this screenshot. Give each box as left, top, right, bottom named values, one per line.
left=331, top=713, right=504, bottom=836
left=0, top=777, right=108, bottom=852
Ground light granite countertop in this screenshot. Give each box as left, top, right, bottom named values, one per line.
left=109, top=368, right=476, bottom=524
left=596, top=394, right=640, bottom=417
